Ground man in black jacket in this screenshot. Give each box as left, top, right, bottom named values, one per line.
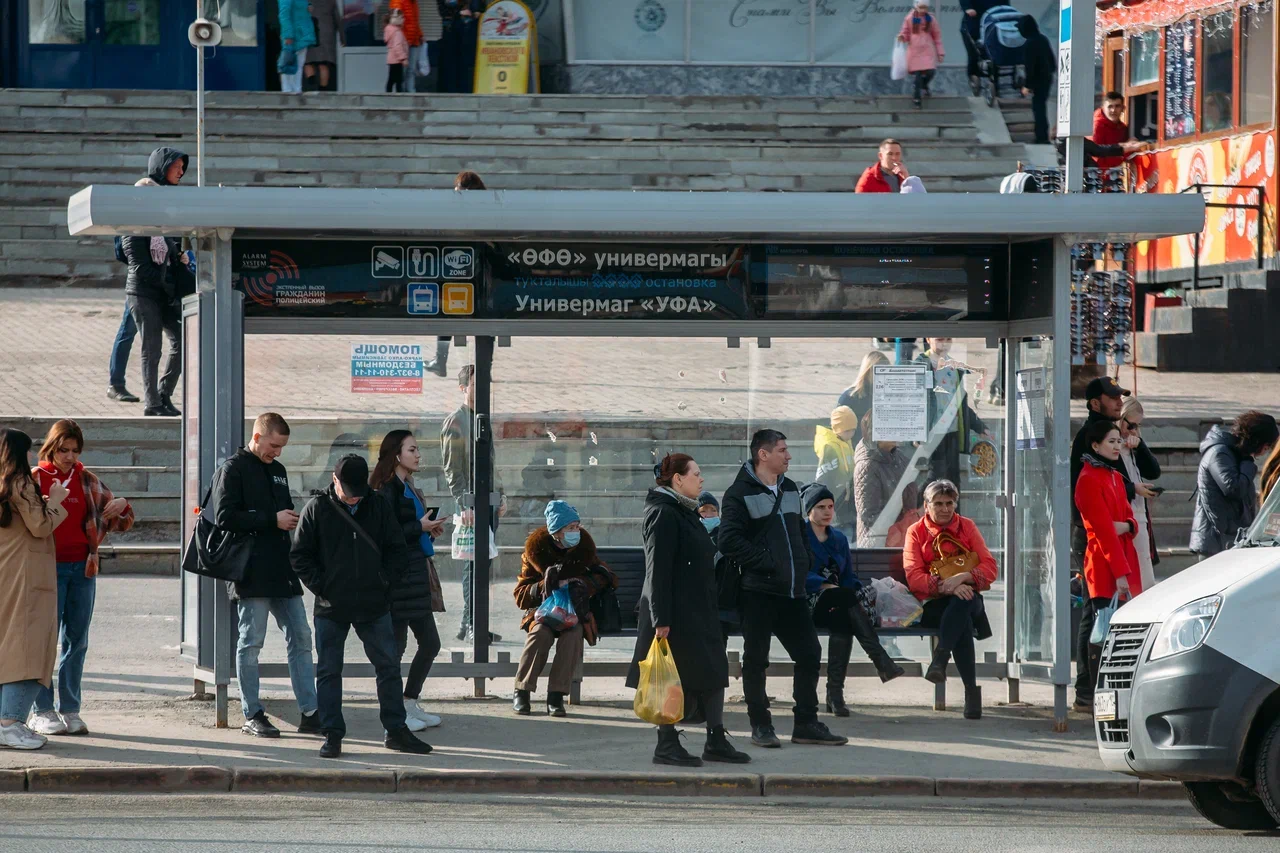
left=121, top=146, right=196, bottom=416
left=208, top=412, right=318, bottom=739
left=1017, top=15, right=1055, bottom=145
left=290, top=454, right=431, bottom=759
left=719, top=430, right=847, bottom=749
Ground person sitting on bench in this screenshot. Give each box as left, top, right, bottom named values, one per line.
left=802, top=483, right=905, bottom=718
left=902, top=479, right=997, bottom=721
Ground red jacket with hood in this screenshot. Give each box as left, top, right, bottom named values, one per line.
left=1090, top=108, right=1129, bottom=170
left=1075, top=455, right=1142, bottom=600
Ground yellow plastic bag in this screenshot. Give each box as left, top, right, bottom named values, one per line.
left=633, top=637, right=684, bottom=725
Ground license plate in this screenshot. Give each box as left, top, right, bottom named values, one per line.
left=1094, top=691, right=1117, bottom=722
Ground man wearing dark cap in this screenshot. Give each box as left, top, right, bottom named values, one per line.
left=1069, top=376, right=1129, bottom=712
left=290, top=454, right=431, bottom=758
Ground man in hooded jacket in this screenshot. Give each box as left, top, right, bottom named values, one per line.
left=121, top=147, right=195, bottom=417
left=1017, top=15, right=1055, bottom=145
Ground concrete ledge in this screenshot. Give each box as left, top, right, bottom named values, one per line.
left=396, top=770, right=760, bottom=797
left=936, top=778, right=1140, bottom=798
left=0, top=769, right=27, bottom=792
left=763, top=775, right=935, bottom=797
left=1138, top=780, right=1188, bottom=800
left=232, top=768, right=396, bottom=794
left=26, top=765, right=231, bottom=794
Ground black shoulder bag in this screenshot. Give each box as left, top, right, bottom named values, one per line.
left=586, top=565, right=623, bottom=635
left=182, top=469, right=254, bottom=583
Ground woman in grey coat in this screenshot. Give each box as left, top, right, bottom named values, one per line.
left=305, top=0, right=344, bottom=91
left=852, top=410, right=913, bottom=548
left=1190, top=412, right=1279, bottom=558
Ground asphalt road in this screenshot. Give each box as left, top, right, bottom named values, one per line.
left=0, top=794, right=1272, bottom=852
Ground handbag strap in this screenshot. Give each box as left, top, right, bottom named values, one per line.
left=932, top=530, right=970, bottom=558
left=327, top=495, right=382, bottom=556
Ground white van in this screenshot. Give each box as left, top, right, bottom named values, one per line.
left=1095, top=488, right=1280, bottom=830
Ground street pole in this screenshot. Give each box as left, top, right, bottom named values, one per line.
left=196, top=1, right=205, bottom=188
left=1057, top=0, right=1096, bottom=194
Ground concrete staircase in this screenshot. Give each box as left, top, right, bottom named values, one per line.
left=1136, top=273, right=1280, bottom=371
left=10, top=415, right=1216, bottom=585
left=0, top=88, right=1032, bottom=286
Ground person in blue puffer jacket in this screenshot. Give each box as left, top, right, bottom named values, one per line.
left=802, top=483, right=904, bottom=718
left=278, top=0, right=317, bottom=93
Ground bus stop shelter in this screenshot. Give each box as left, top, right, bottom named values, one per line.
left=68, top=186, right=1205, bottom=729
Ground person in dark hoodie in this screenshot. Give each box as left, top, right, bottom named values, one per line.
left=1017, top=15, right=1055, bottom=145
left=206, top=412, right=319, bottom=739
left=1191, top=411, right=1279, bottom=559
left=290, top=454, right=431, bottom=759
left=719, top=429, right=847, bottom=749
left=121, top=147, right=195, bottom=417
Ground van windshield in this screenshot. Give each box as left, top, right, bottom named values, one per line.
left=1244, top=484, right=1280, bottom=546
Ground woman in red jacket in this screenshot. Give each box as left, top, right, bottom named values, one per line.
left=902, top=479, right=997, bottom=720
left=1073, top=419, right=1141, bottom=712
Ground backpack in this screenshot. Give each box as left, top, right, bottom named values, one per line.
left=113, top=236, right=127, bottom=263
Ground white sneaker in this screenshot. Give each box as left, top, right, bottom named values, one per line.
left=61, top=712, right=89, bottom=735
left=405, top=699, right=442, bottom=728
left=404, top=713, right=428, bottom=732
left=27, top=710, right=67, bottom=736
left=0, top=722, right=47, bottom=750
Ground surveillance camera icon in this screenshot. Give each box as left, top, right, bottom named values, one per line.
left=188, top=17, right=223, bottom=48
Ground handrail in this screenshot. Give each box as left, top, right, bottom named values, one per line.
left=1179, top=183, right=1267, bottom=288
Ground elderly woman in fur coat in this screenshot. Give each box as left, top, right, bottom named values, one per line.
left=512, top=501, right=617, bottom=717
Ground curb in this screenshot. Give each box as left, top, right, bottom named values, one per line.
left=397, top=770, right=760, bottom=797
left=2, top=767, right=1191, bottom=800
left=763, top=775, right=935, bottom=797
left=25, top=766, right=232, bottom=794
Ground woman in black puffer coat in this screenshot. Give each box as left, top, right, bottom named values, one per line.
left=371, top=430, right=448, bottom=730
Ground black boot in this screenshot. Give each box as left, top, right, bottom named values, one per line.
left=547, top=691, right=567, bottom=717
left=848, top=606, right=906, bottom=683
left=425, top=338, right=450, bottom=377
left=653, top=727, right=702, bottom=767
left=703, top=726, right=751, bottom=764
left=825, top=634, right=852, bottom=717
left=513, top=689, right=531, bottom=715
left=925, top=647, right=951, bottom=684
left=964, top=685, right=983, bottom=720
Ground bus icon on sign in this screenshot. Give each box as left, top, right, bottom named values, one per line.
left=406, top=282, right=439, bottom=315
left=442, top=283, right=474, bottom=315
left=443, top=246, right=474, bottom=279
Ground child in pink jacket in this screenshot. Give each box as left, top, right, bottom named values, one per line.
left=385, top=8, right=409, bottom=93
left=899, top=1, right=944, bottom=108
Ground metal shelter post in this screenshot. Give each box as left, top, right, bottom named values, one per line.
left=471, top=336, right=495, bottom=697
left=1051, top=236, right=1074, bottom=730
left=1002, top=337, right=1019, bottom=705
left=1057, top=0, right=1096, bottom=194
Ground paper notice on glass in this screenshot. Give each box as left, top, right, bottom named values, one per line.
left=871, top=365, right=929, bottom=443
left=1016, top=367, right=1048, bottom=450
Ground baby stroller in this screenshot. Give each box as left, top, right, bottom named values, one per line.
left=963, top=5, right=1027, bottom=106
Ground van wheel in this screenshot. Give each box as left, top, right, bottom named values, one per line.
left=1257, top=715, right=1280, bottom=824
left=1185, top=781, right=1278, bottom=830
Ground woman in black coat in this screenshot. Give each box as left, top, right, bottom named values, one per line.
left=370, top=430, right=448, bottom=731
left=627, top=454, right=749, bottom=767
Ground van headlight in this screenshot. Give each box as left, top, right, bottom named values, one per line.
left=1149, top=596, right=1221, bottom=661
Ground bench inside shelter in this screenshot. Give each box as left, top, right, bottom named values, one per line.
left=593, top=546, right=949, bottom=711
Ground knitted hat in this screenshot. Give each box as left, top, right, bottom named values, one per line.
left=830, top=405, right=857, bottom=433
left=697, top=491, right=719, bottom=512
left=802, top=482, right=835, bottom=517
left=544, top=499, right=580, bottom=534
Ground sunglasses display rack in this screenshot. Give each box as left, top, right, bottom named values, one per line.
left=1070, top=243, right=1134, bottom=366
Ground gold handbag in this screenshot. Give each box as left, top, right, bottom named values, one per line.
left=929, top=531, right=979, bottom=580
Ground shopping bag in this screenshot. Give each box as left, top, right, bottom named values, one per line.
left=633, top=637, right=684, bottom=725
left=890, top=41, right=908, bottom=81
left=1089, top=592, right=1122, bottom=645
left=871, top=576, right=923, bottom=628
left=415, top=44, right=431, bottom=78
left=534, top=587, right=579, bottom=632
left=450, top=514, right=498, bottom=561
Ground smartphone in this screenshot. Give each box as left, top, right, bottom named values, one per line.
left=424, top=506, right=440, bottom=521
left=1148, top=487, right=1165, bottom=496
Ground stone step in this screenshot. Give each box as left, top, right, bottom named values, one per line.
left=97, top=542, right=181, bottom=576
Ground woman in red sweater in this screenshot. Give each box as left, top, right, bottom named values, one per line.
left=902, top=479, right=998, bottom=720
left=27, top=420, right=133, bottom=737
left=1073, top=418, right=1141, bottom=712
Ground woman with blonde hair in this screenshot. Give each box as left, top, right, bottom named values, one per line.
left=1260, top=442, right=1280, bottom=507
left=1116, top=399, right=1161, bottom=591
left=27, top=419, right=134, bottom=737
left=0, top=428, right=68, bottom=749
left=837, top=349, right=890, bottom=429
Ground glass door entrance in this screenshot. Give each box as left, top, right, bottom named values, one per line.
left=25, top=1, right=163, bottom=88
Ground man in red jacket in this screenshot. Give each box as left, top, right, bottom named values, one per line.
left=856, top=139, right=914, bottom=193
left=1090, top=92, right=1131, bottom=170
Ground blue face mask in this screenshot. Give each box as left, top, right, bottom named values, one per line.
left=701, top=517, right=720, bottom=534
left=561, top=529, right=581, bottom=548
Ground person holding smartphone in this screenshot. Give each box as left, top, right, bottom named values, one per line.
left=1117, top=399, right=1161, bottom=591
left=371, top=430, right=448, bottom=731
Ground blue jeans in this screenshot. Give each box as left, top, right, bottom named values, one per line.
left=0, top=680, right=41, bottom=721
left=236, top=597, right=318, bottom=721
left=314, top=611, right=406, bottom=739
left=108, top=301, right=137, bottom=388
left=33, top=561, right=95, bottom=715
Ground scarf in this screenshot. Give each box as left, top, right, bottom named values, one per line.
left=656, top=486, right=700, bottom=513
left=1082, top=452, right=1137, bottom=502
left=912, top=12, right=933, bottom=32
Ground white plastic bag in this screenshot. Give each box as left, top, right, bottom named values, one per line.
left=890, top=41, right=908, bottom=81
left=415, top=44, right=431, bottom=78
left=450, top=514, right=498, bottom=561
left=872, top=576, right=923, bottom=628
